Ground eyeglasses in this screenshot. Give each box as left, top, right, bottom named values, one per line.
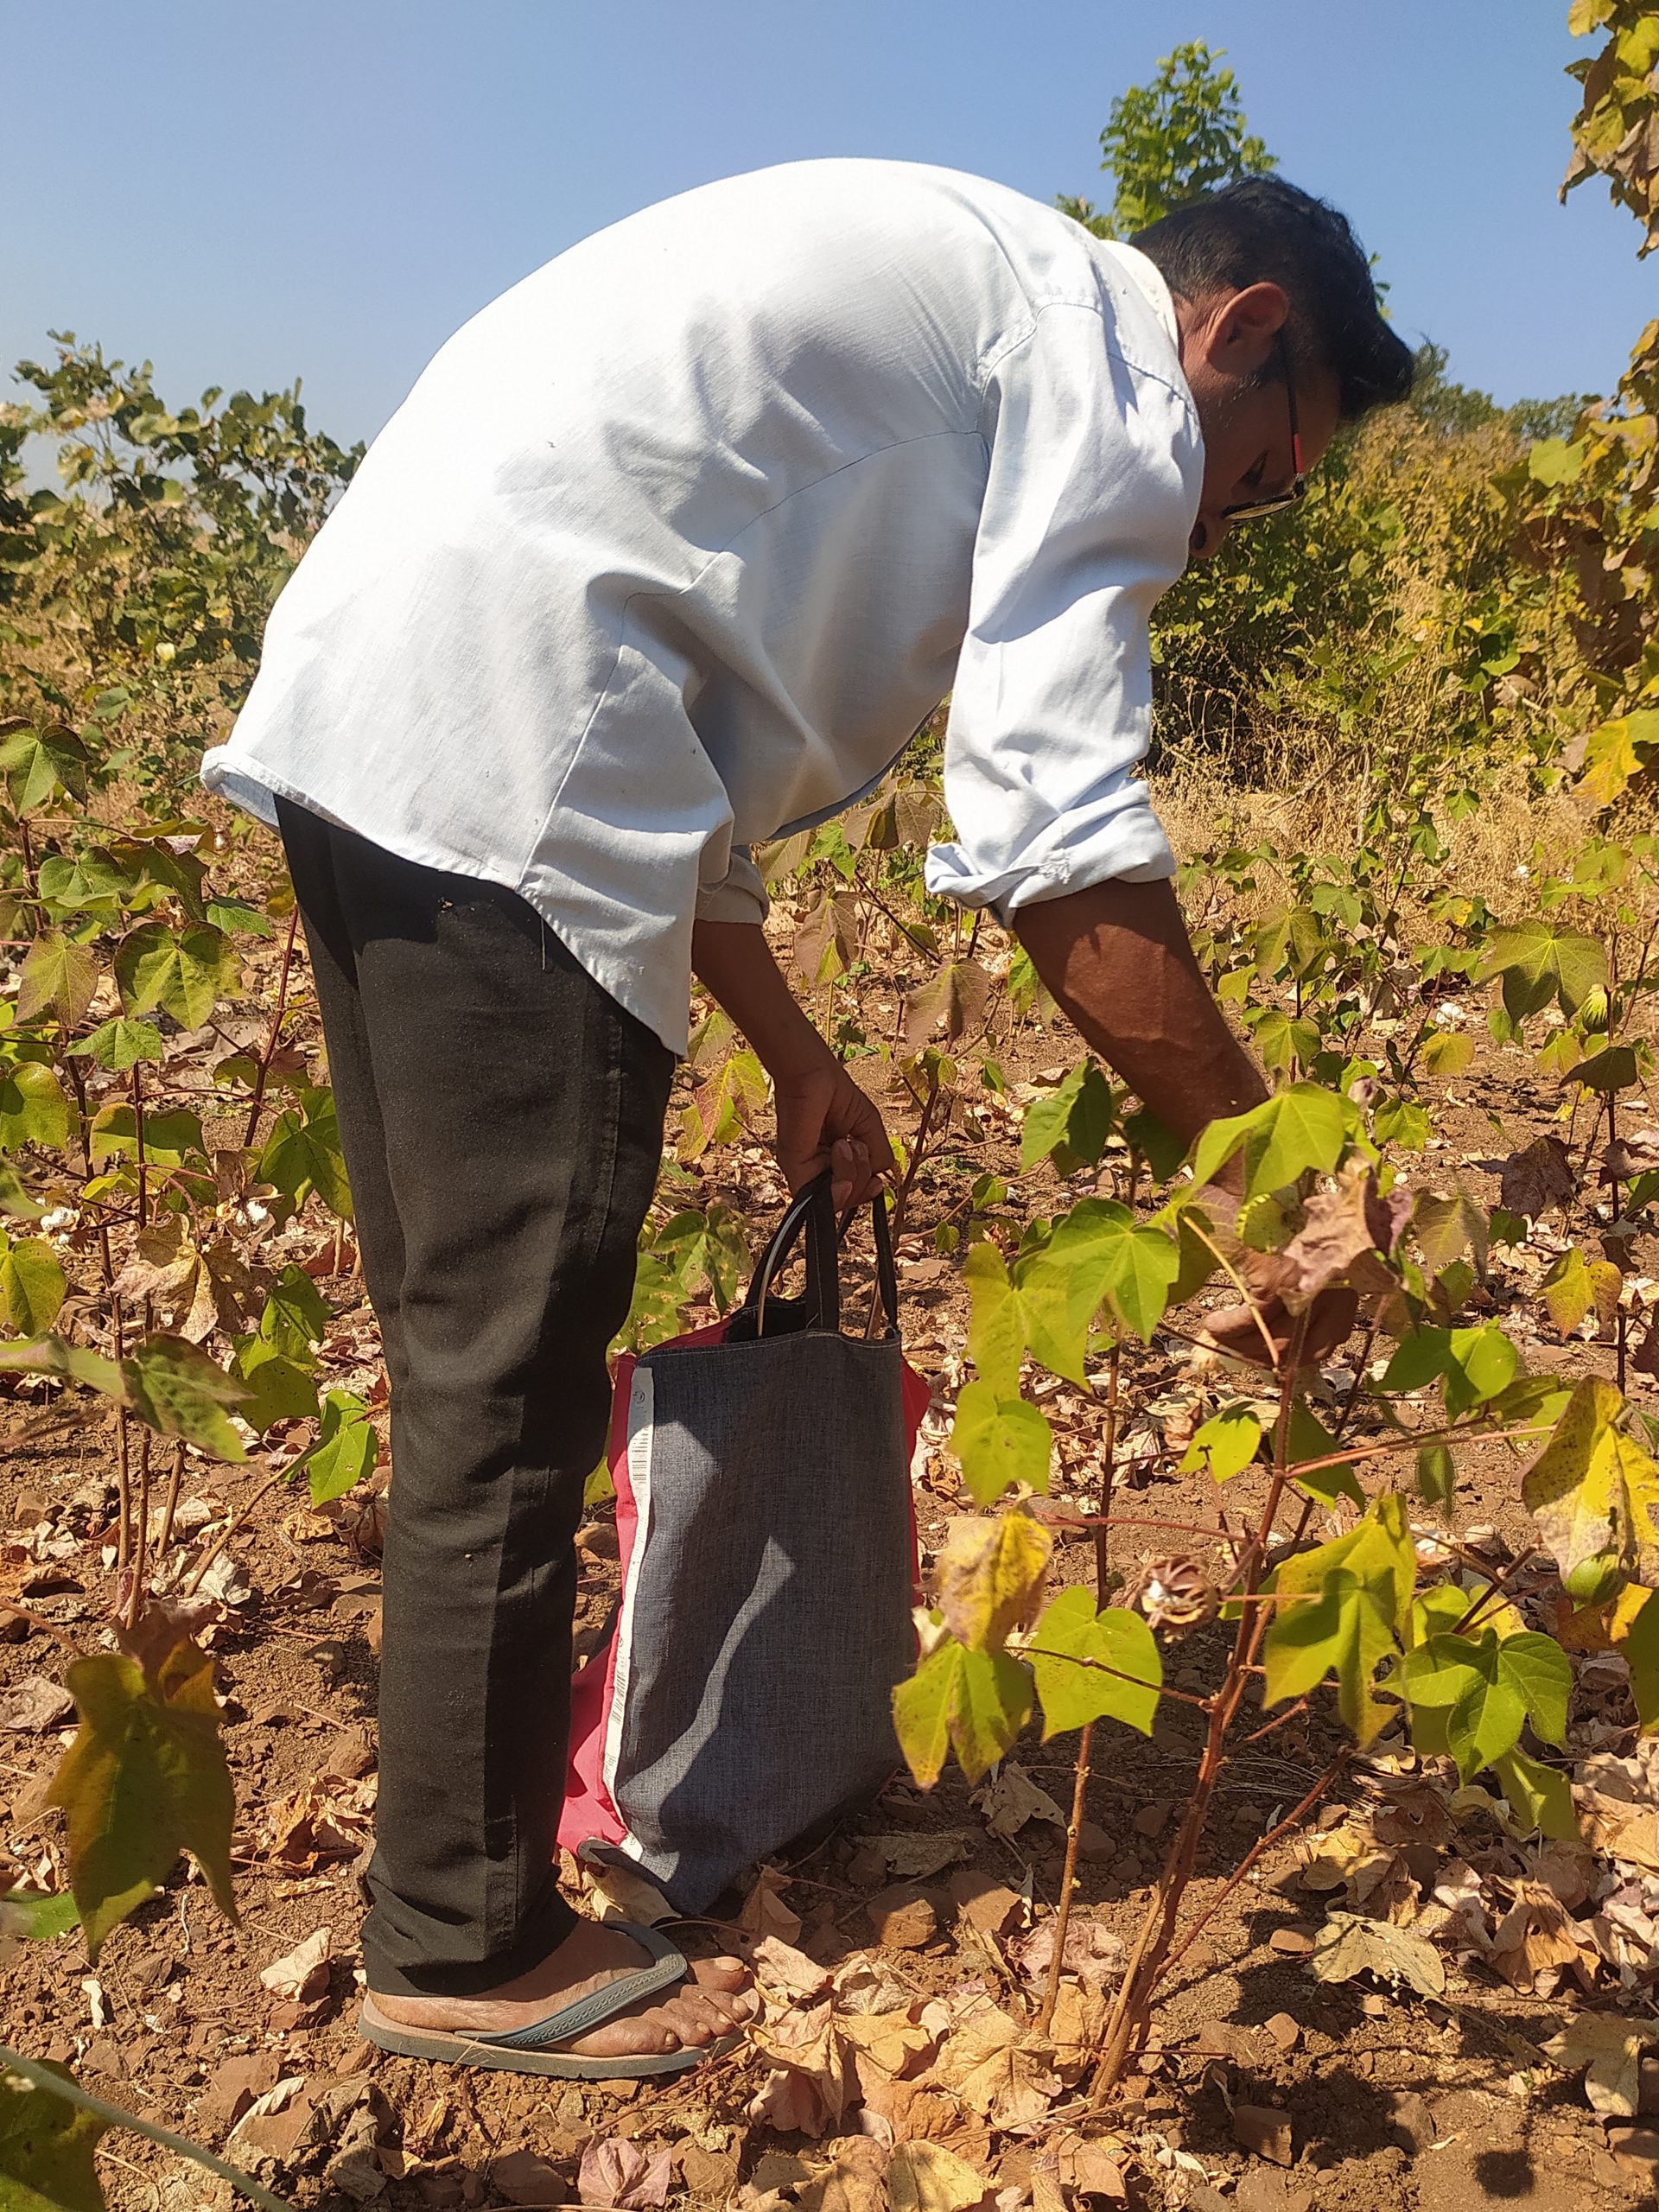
left=1223, top=332, right=1306, bottom=523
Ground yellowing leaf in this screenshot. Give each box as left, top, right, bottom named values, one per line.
left=1522, top=1376, right=1659, bottom=1585
left=1027, top=1588, right=1161, bottom=1738
left=0, top=1236, right=66, bottom=1335
left=949, top=1382, right=1052, bottom=1504
left=892, top=1637, right=1032, bottom=1787
left=936, top=1513, right=1052, bottom=1653
left=0, top=2062, right=109, bottom=2212
left=16, top=932, right=98, bottom=1030
left=1310, top=1909, right=1445, bottom=1998
left=46, top=1611, right=238, bottom=1958
left=887, top=2141, right=989, bottom=2212
left=121, top=1336, right=248, bottom=1461
left=1180, top=1402, right=1262, bottom=1482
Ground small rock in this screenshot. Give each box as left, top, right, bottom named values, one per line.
left=1385, top=2089, right=1433, bottom=2152
left=1608, top=2126, right=1659, bottom=2182
left=865, top=1881, right=937, bottom=1948
left=1195, top=2021, right=1259, bottom=2065
left=200, top=2053, right=283, bottom=2126
left=1640, top=2056, right=1659, bottom=2116
left=490, top=2151, right=565, bottom=2207
left=1132, top=1798, right=1173, bottom=1839
left=1233, top=2105, right=1292, bottom=2165
left=677, top=2144, right=739, bottom=2198
left=1360, top=1993, right=1388, bottom=2018
left=80, top=2039, right=125, bottom=2079
left=947, top=1869, right=1024, bottom=1937
left=1236, top=2174, right=1313, bottom=2212
left=1075, top=1819, right=1113, bottom=1861
left=1267, top=1927, right=1314, bottom=1957
left=0, top=1611, right=29, bottom=1644
left=844, top=1845, right=887, bottom=1888
left=1264, top=2011, right=1300, bottom=2052
left=322, top=1729, right=376, bottom=1782
left=0, top=1675, right=73, bottom=1733
left=1590, top=2147, right=1626, bottom=2192
left=1183, top=1939, right=1217, bottom=1974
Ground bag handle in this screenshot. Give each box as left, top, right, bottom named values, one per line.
left=748, top=1170, right=899, bottom=1338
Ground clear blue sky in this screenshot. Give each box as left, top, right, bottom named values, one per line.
left=4, top=0, right=1650, bottom=448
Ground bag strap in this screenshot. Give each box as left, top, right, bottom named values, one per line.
left=747, top=1172, right=900, bottom=1339
left=751, top=1172, right=840, bottom=1335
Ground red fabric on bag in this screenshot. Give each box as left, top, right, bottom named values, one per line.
left=557, top=1319, right=930, bottom=1855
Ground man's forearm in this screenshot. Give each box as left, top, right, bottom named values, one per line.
left=690, top=918, right=830, bottom=1080
left=1013, top=878, right=1266, bottom=1147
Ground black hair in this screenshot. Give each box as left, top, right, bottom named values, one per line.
left=1132, top=176, right=1415, bottom=423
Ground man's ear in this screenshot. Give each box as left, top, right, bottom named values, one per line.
left=1200, top=282, right=1290, bottom=381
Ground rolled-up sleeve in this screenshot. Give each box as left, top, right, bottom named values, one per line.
left=924, top=301, right=1203, bottom=917
left=694, top=842, right=770, bottom=926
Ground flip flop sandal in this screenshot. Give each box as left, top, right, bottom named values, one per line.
left=358, top=1921, right=746, bottom=2078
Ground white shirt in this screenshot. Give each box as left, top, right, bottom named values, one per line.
left=203, top=159, right=1202, bottom=1054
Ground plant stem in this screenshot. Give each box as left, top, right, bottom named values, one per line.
left=244, top=906, right=301, bottom=1147
left=1034, top=1718, right=1091, bottom=2037
left=1090, top=1313, right=1307, bottom=2101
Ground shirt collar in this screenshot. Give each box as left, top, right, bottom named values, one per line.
left=1105, top=241, right=1181, bottom=353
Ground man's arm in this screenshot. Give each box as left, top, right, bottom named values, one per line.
left=690, top=920, right=893, bottom=1209
left=1013, top=878, right=1266, bottom=1146
left=1014, top=878, right=1354, bottom=1363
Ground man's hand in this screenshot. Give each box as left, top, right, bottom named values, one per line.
left=773, top=1058, right=894, bottom=1210
left=690, top=918, right=893, bottom=1210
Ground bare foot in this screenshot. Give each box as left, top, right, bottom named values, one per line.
left=369, top=1918, right=753, bottom=2059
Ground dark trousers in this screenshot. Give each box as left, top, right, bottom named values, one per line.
left=277, top=802, right=674, bottom=1996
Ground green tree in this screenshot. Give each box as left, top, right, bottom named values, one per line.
left=1058, top=41, right=1276, bottom=241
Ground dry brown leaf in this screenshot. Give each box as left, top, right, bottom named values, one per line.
left=1007, top=1915, right=1123, bottom=1992
left=837, top=2007, right=940, bottom=2082
left=1542, top=2012, right=1659, bottom=2116
left=258, top=1925, right=332, bottom=2002
left=927, top=2003, right=1061, bottom=2126
left=887, top=2141, right=990, bottom=2212
left=578, top=2135, right=674, bottom=2209
left=1488, top=1881, right=1600, bottom=1993
left=586, top=1859, right=677, bottom=1926
left=1496, top=1135, right=1576, bottom=1220
left=1055, top=2136, right=1128, bottom=2202
left=752, top=1934, right=834, bottom=1999
left=1279, top=1160, right=1402, bottom=1308
left=1046, top=1980, right=1106, bottom=2080
left=257, top=1775, right=375, bottom=1869
left=972, top=1762, right=1066, bottom=1841
left=1576, top=1788, right=1659, bottom=1874
left=1309, top=1910, right=1445, bottom=1997
left=741, top=1864, right=804, bottom=1943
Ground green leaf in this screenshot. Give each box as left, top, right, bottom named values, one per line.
left=122, top=1337, right=248, bottom=1461
left=1528, top=435, right=1582, bottom=486
left=0, top=1064, right=71, bottom=1154
left=0, top=1236, right=66, bottom=1334
left=66, top=1018, right=163, bottom=1073
left=1027, top=1587, right=1161, bottom=1737
left=1421, top=1030, right=1475, bottom=1078
left=1187, top=1083, right=1349, bottom=1202
left=0, top=1165, right=45, bottom=1222
left=1412, top=1190, right=1489, bottom=1277
left=16, top=933, right=97, bottom=1030
left=231, top=1338, right=319, bottom=1433
left=1493, top=1748, right=1578, bottom=1840
left=891, top=1637, right=1033, bottom=1787
left=295, top=1391, right=378, bottom=1507
left=257, top=1264, right=331, bottom=1362
left=257, top=1087, right=352, bottom=1220
left=1287, top=1399, right=1363, bottom=1510
left=1262, top=1567, right=1401, bottom=1745
left=1442, top=1323, right=1518, bottom=1416
left=113, top=922, right=238, bottom=1028
left=46, top=1619, right=238, bottom=1959
left=1122, top=1104, right=1185, bottom=1182
left=1624, top=1586, right=1659, bottom=1732
left=1181, top=1402, right=1262, bottom=1482
left=1403, top=1631, right=1525, bottom=1778
left=1477, top=920, right=1606, bottom=1024
left=1262, top=1496, right=1415, bottom=1745
left=1416, top=1442, right=1457, bottom=1507
left=1497, top=1630, right=1572, bottom=1746
left=1522, top=1376, right=1659, bottom=1586
left=950, top=1380, right=1052, bottom=1504
left=962, top=1242, right=1023, bottom=1398
left=1541, top=1249, right=1594, bottom=1333
left=0, top=722, right=91, bottom=810
left=0, top=1889, right=79, bottom=1940
left=1010, top=1198, right=1180, bottom=1372
left=1565, top=1045, right=1639, bottom=1093
left=0, top=2059, right=109, bottom=2212
left=88, top=1104, right=205, bottom=1169
left=0, top=1335, right=122, bottom=1398
left=1020, top=1060, right=1115, bottom=1175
